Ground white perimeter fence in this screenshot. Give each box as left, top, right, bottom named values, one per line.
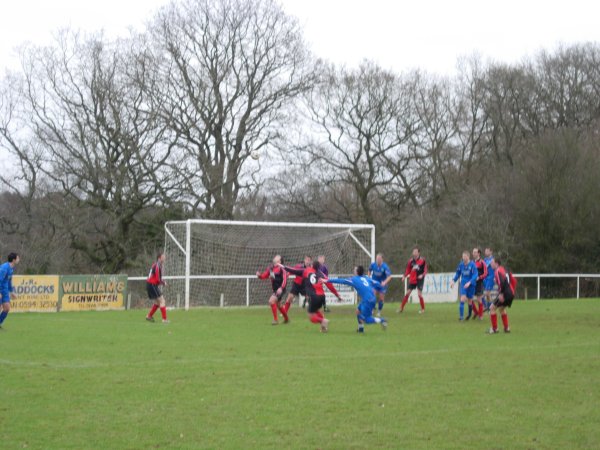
left=126, top=273, right=600, bottom=309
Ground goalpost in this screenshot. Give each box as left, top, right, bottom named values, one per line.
left=163, top=220, right=376, bottom=309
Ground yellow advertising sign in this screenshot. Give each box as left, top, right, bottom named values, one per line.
left=11, top=275, right=60, bottom=312
left=59, top=275, right=127, bottom=311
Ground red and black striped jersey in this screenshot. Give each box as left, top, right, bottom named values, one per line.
left=301, top=267, right=325, bottom=297
left=283, top=265, right=326, bottom=297
left=404, top=257, right=427, bottom=284
left=258, top=264, right=288, bottom=293
left=147, top=261, right=164, bottom=286
left=494, top=266, right=514, bottom=296
left=291, top=263, right=306, bottom=286
left=474, top=258, right=488, bottom=281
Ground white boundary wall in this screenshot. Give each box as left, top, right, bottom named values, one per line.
left=127, top=273, right=600, bottom=307
left=394, top=273, right=600, bottom=303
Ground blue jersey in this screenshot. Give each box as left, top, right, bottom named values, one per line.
left=0, top=262, right=15, bottom=300
left=369, top=262, right=391, bottom=283
left=484, top=256, right=495, bottom=282
left=453, top=260, right=478, bottom=287
left=328, top=276, right=383, bottom=305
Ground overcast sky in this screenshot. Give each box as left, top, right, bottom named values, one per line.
left=1, top=0, right=599, bottom=75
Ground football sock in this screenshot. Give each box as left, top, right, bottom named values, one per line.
left=400, top=294, right=409, bottom=311
left=148, top=304, right=159, bottom=318
left=284, top=301, right=292, bottom=313
left=418, top=295, right=425, bottom=310
left=459, top=302, right=465, bottom=319
left=378, top=300, right=383, bottom=311
left=160, top=306, right=167, bottom=320
left=309, top=313, right=322, bottom=324
left=467, top=304, right=472, bottom=318
left=278, top=305, right=288, bottom=321
left=501, top=313, right=509, bottom=329
left=491, top=313, right=498, bottom=330
left=270, top=303, right=278, bottom=321
left=0, top=310, right=8, bottom=324
left=479, top=303, right=484, bottom=317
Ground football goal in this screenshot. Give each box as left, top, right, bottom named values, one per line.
left=163, top=220, right=375, bottom=308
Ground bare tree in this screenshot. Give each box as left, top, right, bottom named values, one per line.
left=531, top=44, right=600, bottom=130
left=0, top=73, right=39, bottom=236
left=0, top=74, right=76, bottom=272
left=149, top=0, right=313, bottom=219
left=455, top=55, right=490, bottom=180
left=295, top=61, right=418, bottom=227
left=482, top=64, right=532, bottom=166
left=19, top=31, right=176, bottom=272
left=409, top=71, right=460, bottom=206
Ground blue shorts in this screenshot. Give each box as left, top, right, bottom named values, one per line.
left=373, top=283, right=387, bottom=294
left=460, top=285, right=476, bottom=299
left=484, top=279, right=495, bottom=291
left=0, top=292, right=10, bottom=304
left=357, top=301, right=375, bottom=319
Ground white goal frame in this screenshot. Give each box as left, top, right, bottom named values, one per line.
left=164, top=219, right=376, bottom=310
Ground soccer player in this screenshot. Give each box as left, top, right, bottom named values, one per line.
left=317, top=255, right=343, bottom=312
left=326, top=265, right=387, bottom=333
left=284, top=255, right=312, bottom=312
left=0, top=253, right=20, bottom=329
left=450, top=250, right=478, bottom=321
left=368, top=253, right=392, bottom=317
left=145, top=252, right=169, bottom=323
left=483, top=248, right=495, bottom=311
left=256, top=255, right=289, bottom=325
left=487, top=257, right=515, bottom=334
left=398, top=247, right=427, bottom=314
left=471, top=248, right=488, bottom=320
left=281, top=261, right=329, bottom=332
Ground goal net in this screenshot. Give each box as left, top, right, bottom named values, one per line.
left=163, top=220, right=375, bottom=308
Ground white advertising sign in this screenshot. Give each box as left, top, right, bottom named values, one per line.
left=406, top=272, right=459, bottom=303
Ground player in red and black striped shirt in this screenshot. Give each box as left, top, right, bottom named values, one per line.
left=399, top=247, right=428, bottom=314
left=283, top=255, right=312, bottom=312
left=281, top=261, right=330, bottom=332
left=469, top=248, right=488, bottom=320
left=256, top=255, right=289, bottom=325
left=145, top=252, right=169, bottom=323
left=487, top=257, right=515, bottom=334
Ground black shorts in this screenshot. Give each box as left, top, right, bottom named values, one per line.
left=494, top=293, right=514, bottom=308
left=147, top=282, right=162, bottom=300
left=273, top=288, right=286, bottom=301
left=290, top=283, right=305, bottom=297
left=475, top=280, right=484, bottom=296
left=408, top=279, right=425, bottom=291
left=307, top=294, right=326, bottom=313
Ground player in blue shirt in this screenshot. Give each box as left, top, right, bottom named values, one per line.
left=450, top=250, right=478, bottom=321
left=327, top=265, right=387, bottom=333
left=0, top=252, right=20, bottom=328
left=368, top=253, right=392, bottom=317
left=483, top=247, right=495, bottom=311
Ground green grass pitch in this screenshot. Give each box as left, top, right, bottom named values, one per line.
left=1, top=300, right=599, bottom=449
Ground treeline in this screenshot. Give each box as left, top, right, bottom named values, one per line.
left=1, top=0, right=599, bottom=275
